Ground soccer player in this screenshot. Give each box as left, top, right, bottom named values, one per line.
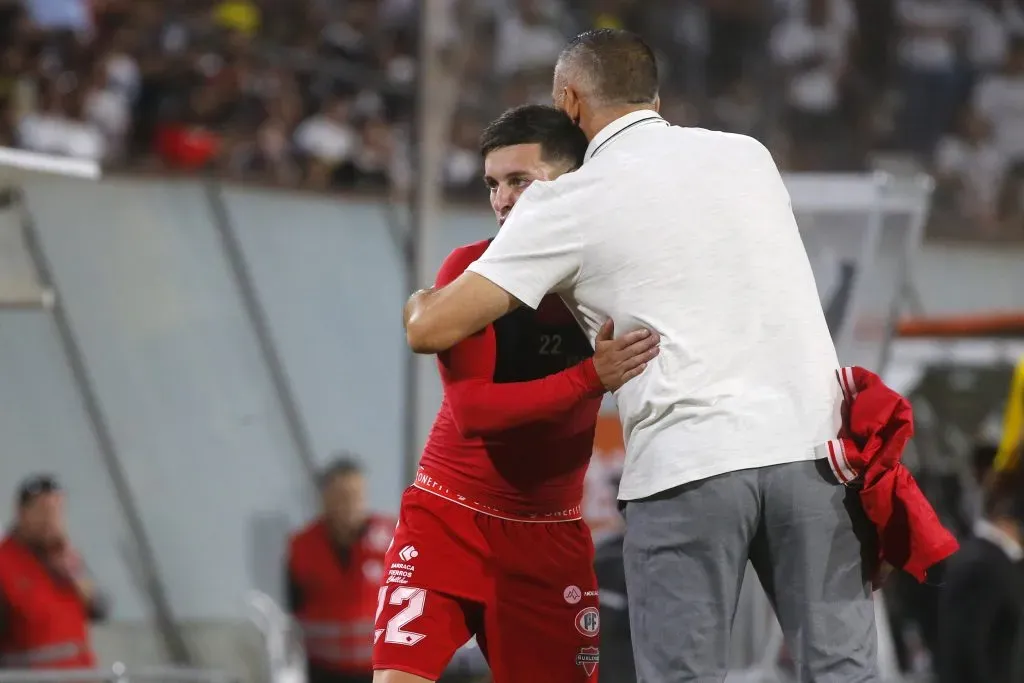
left=372, top=104, right=660, bottom=683
left=404, top=29, right=877, bottom=683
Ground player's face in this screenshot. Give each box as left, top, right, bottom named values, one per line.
left=484, top=143, right=568, bottom=226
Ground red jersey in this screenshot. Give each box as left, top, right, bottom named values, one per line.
left=418, top=240, right=604, bottom=517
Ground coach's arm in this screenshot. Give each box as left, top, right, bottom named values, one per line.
left=404, top=273, right=520, bottom=354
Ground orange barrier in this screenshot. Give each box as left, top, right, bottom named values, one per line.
left=898, top=312, right=1024, bottom=338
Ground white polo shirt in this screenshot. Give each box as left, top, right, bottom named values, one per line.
left=467, top=110, right=843, bottom=501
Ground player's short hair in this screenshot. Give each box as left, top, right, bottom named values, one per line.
left=479, top=104, right=588, bottom=170
left=557, top=29, right=659, bottom=106
left=318, top=453, right=363, bottom=490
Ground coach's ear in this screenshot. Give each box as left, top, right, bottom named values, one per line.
left=561, top=86, right=582, bottom=127
left=652, top=94, right=661, bottom=114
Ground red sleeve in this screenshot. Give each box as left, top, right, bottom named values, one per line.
left=435, top=244, right=604, bottom=439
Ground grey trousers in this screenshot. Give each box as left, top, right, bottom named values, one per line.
left=622, top=459, right=878, bottom=683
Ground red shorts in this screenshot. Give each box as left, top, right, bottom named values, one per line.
left=372, top=485, right=600, bottom=682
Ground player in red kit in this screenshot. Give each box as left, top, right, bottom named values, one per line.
left=372, top=105, right=659, bottom=683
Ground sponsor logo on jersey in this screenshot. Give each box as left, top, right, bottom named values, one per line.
left=575, top=646, right=599, bottom=676
left=563, top=585, right=582, bottom=604
left=575, top=607, right=600, bottom=637
left=387, top=546, right=418, bottom=585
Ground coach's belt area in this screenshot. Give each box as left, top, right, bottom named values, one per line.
left=414, top=471, right=583, bottom=522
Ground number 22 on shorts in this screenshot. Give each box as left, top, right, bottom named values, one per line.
left=375, top=585, right=427, bottom=646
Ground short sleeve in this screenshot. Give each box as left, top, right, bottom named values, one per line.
left=466, top=182, right=582, bottom=309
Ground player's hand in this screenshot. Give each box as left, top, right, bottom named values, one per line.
left=592, top=320, right=660, bottom=392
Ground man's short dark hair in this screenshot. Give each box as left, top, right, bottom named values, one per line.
left=558, top=29, right=659, bottom=106
left=17, top=473, right=61, bottom=507
left=318, top=454, right=363, bottom=490
left=479, top=104, right=588, bottom=170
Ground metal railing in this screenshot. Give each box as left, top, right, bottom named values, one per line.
left=247, top=592, right=305, bottom=683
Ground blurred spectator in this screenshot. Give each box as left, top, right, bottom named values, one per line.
left=894, top=0, right=966, bottom=155
left=0, top=474, right=108, bottom=669
left=17, top=85, right=105, bottom=161
left=965, top=0, right=1011, bottom=75
left=709, top=78, right=760, bottom=138
left=1008, top=0, right=1024, bottom=34
left=83, top=65, right=131, bottom=161
left=214, top=0, right=261, bottom=39
left=445, top=114, right=483, bottom=194
left=704, top=0, right=767, bottom=95
left=934, top=106, right=1005, bottom=235
left=935, top=465, right=1024, bottom=683
left=770, top=0, right=854, bottom=168
left=352, top=116, right=396, bottom=190
left=24, top=0, right=91, bottom=34
left=494, top=0, right=567, bottom=78
left=994, top=160, right=1024, bottom=236
left=294, top=96, right=357, bottom=189
left=287, top=457, right=394, bottom=683
left=973, top=37, right=1024, bottom=165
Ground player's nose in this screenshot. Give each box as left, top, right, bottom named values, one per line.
left=493, top=187, right=515, bottom=216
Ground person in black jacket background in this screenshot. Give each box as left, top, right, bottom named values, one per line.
left=936, top=463, right=1024, bottom=683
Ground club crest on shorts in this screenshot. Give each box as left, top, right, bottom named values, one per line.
left=575, top=606, right=600, bottom=637
left=575, top=646, right=599, bottom=676
left=563, top=585, right=582, bottom=604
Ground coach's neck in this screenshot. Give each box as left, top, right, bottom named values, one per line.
left=581, top=100, right=660, bottom=142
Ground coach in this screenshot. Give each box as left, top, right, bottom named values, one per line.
left=405, top=29, right=873, bottom=683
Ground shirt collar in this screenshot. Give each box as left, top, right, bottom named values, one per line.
left=975, top=518, right=1024, bottom=562
left=584, top=109, right=666, bottom=163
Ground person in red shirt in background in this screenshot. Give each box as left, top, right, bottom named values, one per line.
left=288, top=457, right=395, bottom=683
left=373, top=104, right=660, bottom=683
left=0, top=474, right=109, bottom=669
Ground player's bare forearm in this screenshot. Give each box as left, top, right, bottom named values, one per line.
left=404, top=272, right=521, bottom=354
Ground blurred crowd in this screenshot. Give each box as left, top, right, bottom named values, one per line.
left=1, top=0, right=1024, bottom=239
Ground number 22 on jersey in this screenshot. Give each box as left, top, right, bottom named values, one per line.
left=375, top=585, right=427, bottom=646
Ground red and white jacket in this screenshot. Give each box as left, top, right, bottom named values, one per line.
left=816, top=366, right=959, bottom=583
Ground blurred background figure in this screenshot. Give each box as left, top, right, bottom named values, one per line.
left=935, top=462, right=1024, bottom=683
left=286, top=457, right=394, bottom=683
left=0, top=474, right=108, bottom=669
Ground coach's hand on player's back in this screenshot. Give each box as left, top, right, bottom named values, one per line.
left=593, top=320, right=660, bottom=392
